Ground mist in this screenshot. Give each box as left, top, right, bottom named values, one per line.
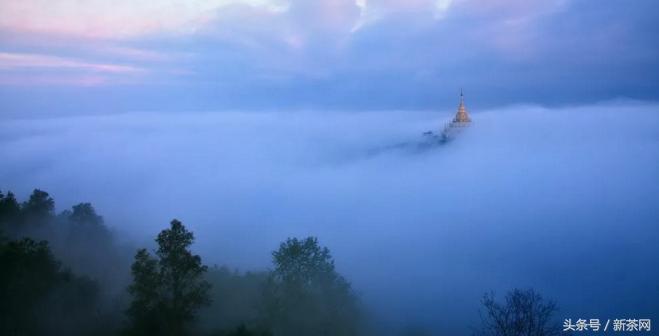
left=1, top=100, right=658, bottom=335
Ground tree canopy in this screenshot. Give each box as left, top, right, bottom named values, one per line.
left=0, top=190, right=20, bottom=229
left=22, top=189, right=55, bottom=222
left=477, top=288, right=560, bottom=336
left=0, top=238, right=102, bottom=335
left=0, top=187, right=569, bottom=336
left=262, top=237, right=362, bottom=336
left=126, top=219, right=211, bottom=336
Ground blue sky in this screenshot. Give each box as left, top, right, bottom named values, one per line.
left=1, top=0, right=658, bottom=116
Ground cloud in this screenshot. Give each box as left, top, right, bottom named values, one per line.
left=0, top=74, right=109, bottom=87
left=1, top=101, right=658, bottom=334
left=0, top=52, right=143, bottom=73
left=0, top=52, right=146, bottom=86
left=0, top=0, right=287, bottom=38
left=354, top=0, right=452, bottom=29
left=94, top=46, right=178, bottom=62
left=0, top=0, right=568, bottom=43
left=0, top=0, right=658, bottom=109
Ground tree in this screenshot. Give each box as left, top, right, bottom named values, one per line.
left=0, top=238, right=101, bottom=336
left=59, top=202, right=116, bottom=280
left=200, top=266, right=270, bottom=334
left=0, top=191, right=20, bottom=229
left=0, top=238, right=61, bottom=335
left=219, top=324, right=272, bottom=336
left=126, top=219, right=211, bottom=336
left=126, top=249, right=162, bottom=335
left=477, top=288, right=561, bottom=336
left=69, top=202, right=104, bottom=227
left=22, top=189, right=55, bottom=219
left=262, top=237, right=362, bottom=336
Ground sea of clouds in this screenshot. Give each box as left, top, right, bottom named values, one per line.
left=1, top=101, right=658, bottom=335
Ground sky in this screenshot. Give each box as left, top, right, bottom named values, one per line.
left=1, top=0, right=659, bottom=116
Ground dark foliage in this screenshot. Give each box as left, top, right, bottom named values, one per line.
left=59, top=202, right=126, bottom=289
left=0, top=190, right=20, bottom=231
left=0, top=189, right=128, bottom=335
left=21, top=189, right=55, bottom=225
left=476, top=288, right=561, bottom=336
left=261, top=237, right=363, bottom=336
left=200, top=266, right=269, bottom=333
left=0, top=238, right=105, bottom=335
left=3, top=189, right=129, bottom=290
left=211, top=324, right=273, bottom=336
left=126, top=219, right=212, bottom=336
left=2, top=187, right=570, bottom=336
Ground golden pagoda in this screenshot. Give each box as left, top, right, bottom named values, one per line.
left=452, top=89, right=471, bottom=124
left=438, top=89, right=472, bottom=141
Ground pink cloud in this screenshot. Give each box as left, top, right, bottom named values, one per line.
left=0, top=52, right=145, bottom=73
left=0, top=74, right=109, bottom=87
left=0, top=52, right=148, bottom=86
left=0, top=0, right=285, bottom=39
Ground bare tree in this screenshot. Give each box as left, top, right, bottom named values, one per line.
left=476, top=288, right=561, bottom=336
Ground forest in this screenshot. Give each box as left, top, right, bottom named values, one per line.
left=0, top=189, right=562, bottom=336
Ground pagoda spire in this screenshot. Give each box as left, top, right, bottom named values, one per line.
left=453, top=88, right=471, bottom=123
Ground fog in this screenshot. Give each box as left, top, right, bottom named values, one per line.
left=1, top=101, right=658, bottom=335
